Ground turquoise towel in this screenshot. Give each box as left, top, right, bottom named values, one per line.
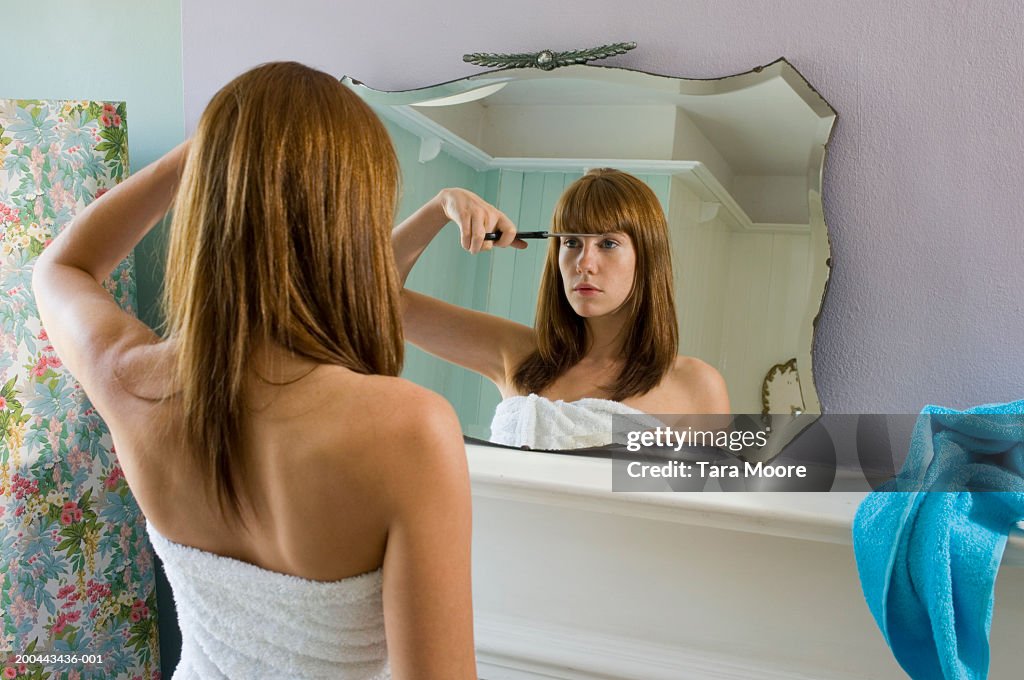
left=852, top=401, right=1024, bottom=680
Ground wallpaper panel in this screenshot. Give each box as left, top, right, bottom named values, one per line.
left=0, top=100, right=159, bottom=680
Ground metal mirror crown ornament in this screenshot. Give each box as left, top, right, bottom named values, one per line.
left=343, top=45, right=837, bottom=454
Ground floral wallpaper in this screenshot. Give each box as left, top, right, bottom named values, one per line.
left=0, top=100, right=160, bottom=679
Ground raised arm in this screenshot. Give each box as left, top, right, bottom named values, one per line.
left=393, top=189, right=535, bottom=386
left=32, top=142, right=188, bottom=416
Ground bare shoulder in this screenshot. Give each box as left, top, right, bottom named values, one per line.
left=672, top=355, right=724, bottom=383
left=666, top=356, right=731, bottom=414
left=313, top=369, right=466, bottom=493
left=340, top=372, right=460, bottom=438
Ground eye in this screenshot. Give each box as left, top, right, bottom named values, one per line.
left=600, top=238, right=619, bottom=249
left=561, top=237, right=580, bottom=248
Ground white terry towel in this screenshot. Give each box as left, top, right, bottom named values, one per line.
left=489, top=393, right=662, bottom=450
left=147, top=521, right=390, bottom=679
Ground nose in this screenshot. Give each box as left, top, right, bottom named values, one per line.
left=575, top=242, right=598, bottom=274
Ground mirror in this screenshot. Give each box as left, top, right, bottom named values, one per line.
left=343, top=58, right=836, bottom=451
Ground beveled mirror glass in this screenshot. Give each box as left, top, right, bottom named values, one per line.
left=343, top=58, right=836, bottom=451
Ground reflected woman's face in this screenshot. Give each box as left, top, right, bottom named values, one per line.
left=557, top=232, right=637, bottom=318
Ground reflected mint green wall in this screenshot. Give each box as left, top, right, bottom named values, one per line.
left=4, top=0, right=185, bottom=329
left=384, top=117, right=499, bottom=432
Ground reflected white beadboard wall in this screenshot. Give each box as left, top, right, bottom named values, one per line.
left=670, top=176, right=813, bottom=413
left=673, top=179, right=725, bottom=372
left=718, top=230, right=813, bottom=412
left=180, top=0, right=1024, bottom=412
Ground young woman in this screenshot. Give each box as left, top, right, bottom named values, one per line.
left=394, top=168, right=731, bottom=449
left=33, top=62, right=476, bottom=679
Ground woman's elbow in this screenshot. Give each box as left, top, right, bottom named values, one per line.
left=31, top=253, right=56, bottom=303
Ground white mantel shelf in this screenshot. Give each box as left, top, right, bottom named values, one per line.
left=465, top=443, right=1024, bottom=568
left=466, top=442, right=1024, bottom=679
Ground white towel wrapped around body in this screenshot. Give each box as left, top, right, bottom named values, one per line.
left=488, top=393, right=662, bottom=450
left=147, top=521, right=390, bottom=679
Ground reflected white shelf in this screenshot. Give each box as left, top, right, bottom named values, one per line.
left=373, top=103, right=810, bottom=234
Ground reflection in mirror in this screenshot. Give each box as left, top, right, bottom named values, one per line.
left=344, top=59, right=836, bottom=451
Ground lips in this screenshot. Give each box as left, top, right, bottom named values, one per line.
left=573, top=284, right=602, bottom=295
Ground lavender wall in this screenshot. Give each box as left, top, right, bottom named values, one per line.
left=181, top=0, right=1024, bottom=413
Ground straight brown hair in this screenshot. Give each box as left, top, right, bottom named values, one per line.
left=511, top=169, right=678, bottom=401
left=161, top=62, right=403, bottom=524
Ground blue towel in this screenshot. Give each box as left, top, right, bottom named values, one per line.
left=852, top=400, right=1024, bottom=680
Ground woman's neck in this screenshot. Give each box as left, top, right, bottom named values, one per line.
left=248, top=342, right=321, bottom=385
left=582, top=308, right=630, bottom=363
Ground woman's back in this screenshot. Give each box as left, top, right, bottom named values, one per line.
left=116, top=343, right=397, bottom=580
left=103, top=341, right=473, bottom=678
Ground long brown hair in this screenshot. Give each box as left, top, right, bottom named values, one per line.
left=511, top=169, right=677, bottom=401
left=161, top=62, right=403, bottom=524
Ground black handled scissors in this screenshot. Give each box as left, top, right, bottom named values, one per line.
left=483, top=231, right=594, bottom=241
